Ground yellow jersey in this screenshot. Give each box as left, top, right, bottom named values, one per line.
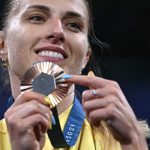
left=0, top=105, right=121, bottom=150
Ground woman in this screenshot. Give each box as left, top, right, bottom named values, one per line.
left=0, top=0, right=148, bottom=149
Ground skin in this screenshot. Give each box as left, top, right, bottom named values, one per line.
left=2, top=0, right=90, bottom=99
left=0, top=0, right=148, bottom=149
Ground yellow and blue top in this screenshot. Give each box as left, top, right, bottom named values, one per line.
left=0, top=105, right=121, bottom=150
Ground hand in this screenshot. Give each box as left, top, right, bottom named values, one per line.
left=65, top=75, right=147, bottom=146
left=5, top=91, right=52, bottom=150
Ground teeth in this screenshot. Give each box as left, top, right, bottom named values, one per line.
left=38, top=50, right=64, bottom=59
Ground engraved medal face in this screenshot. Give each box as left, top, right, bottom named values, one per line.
left=20, top=61, right=69, bottom=108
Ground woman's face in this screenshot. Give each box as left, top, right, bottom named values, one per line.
left=3, top=0, right=90, bottom=79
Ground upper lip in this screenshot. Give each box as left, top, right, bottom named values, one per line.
left=35, top=45, right=68, bottom=58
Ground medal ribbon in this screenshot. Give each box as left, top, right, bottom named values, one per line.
left=48, top=96, right=85, bottom=148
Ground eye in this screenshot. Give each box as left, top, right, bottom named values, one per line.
left=27, top=15, right=46, bottom=23
left=65, top=22, right=82, bottom=32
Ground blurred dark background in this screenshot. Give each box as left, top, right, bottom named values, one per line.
left=92, top=1, right=150, bottom=146
left=92, top=0, right=150, bottom=123
left=0, top=0, right=150, bottom=145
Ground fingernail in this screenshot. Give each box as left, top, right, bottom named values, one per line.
left=52, top=115, right=56, bottom=125
left=62, top=74, right=72, bottom=79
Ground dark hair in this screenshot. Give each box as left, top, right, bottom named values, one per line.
left=0, top=0, right=12, bottom=30
left=0, top=60, right=11, bottom=96
left=81, top=0, right=109, bottom=77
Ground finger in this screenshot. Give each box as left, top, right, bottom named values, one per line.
left=82, top=83, right=128, bottom=107
left=87, top=108, right=110, bottom=126
left=83, top=96, right=119, bottom=114
left=6, top=113, right=50, bottom=135
left=6, top=100, right=52, bottom=121
left=64, top=75, right=110, bottom=89
left=82, top=89, right=104, bottom=103
left=22, top=114, right=50, bottom=133
left=88, top=105, right=121, bottom=127
left=12, top=91, right=48, bottom=107
left=82, top=86, right=121, bottom=105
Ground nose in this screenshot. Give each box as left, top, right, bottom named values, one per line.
left=45, top=18, right=65, bottom=44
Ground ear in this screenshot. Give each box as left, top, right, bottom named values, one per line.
left=0, top=31, right=7, bottom=60
left=82, top=47, right=91, bottom=69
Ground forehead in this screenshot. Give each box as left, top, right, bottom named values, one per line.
left=13, top=0, right=88, bottom=18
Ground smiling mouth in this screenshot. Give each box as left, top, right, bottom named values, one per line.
left=38, top=50, right=64, bottom=59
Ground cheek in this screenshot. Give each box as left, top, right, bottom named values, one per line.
left=6, top=23, right=26, bottom=52
left=6, top=32, right=28, bottom=62
left=72, top=35, right=89, bottom=60
left=6, top=18, right=37, bottom=50
left=66, top=35, right=89, bottom=74
left=5, top=22, right=37, bottom=60
left=5, top=25, right=36, bottom=77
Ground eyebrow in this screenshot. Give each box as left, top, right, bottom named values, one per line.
left=27, top=5, right=85, bottom=20
left=64, top=11, right=82, bottom=19
left=27, top=5, right=50, bottom=13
